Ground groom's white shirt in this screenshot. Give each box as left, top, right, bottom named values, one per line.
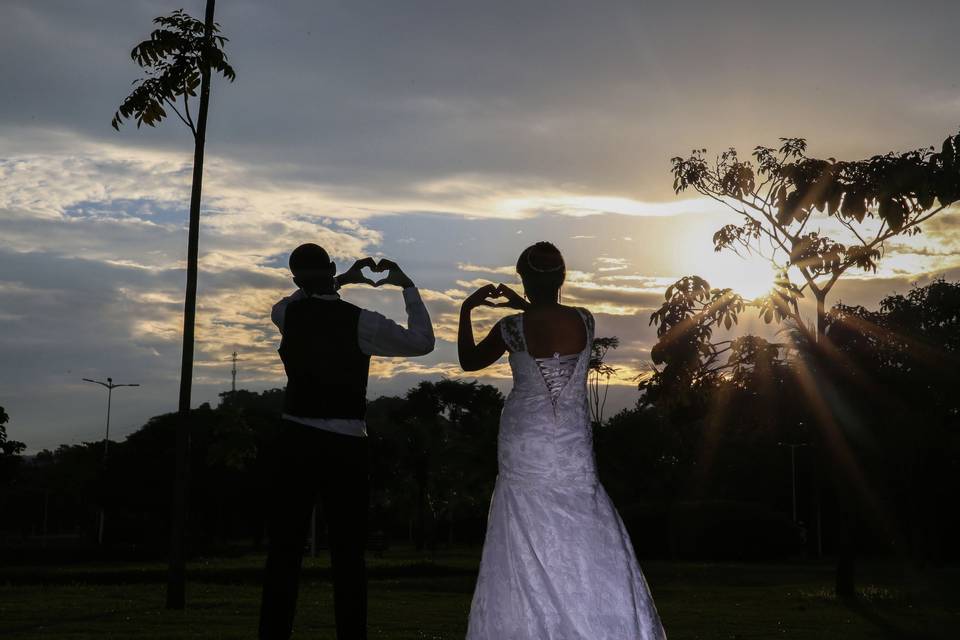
left=271, top=286, right=435, bottom=437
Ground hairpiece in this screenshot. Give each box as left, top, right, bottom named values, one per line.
left=526, top=248, right=564, bottom=273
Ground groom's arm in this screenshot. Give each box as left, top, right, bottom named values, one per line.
left=271, top=289, right=305, bottom=334
left=357, top=286, right=435, bottom=357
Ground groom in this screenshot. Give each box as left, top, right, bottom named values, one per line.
left=259, top=243, right=435, bottom=640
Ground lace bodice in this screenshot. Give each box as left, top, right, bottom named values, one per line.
left=496, top=308, right=596, bottom=483
left=499, top=307, right=594, bottom=402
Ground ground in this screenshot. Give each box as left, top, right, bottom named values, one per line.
left=1, top=547, right=957, bottom=639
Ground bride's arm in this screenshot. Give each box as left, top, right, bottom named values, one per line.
left=458, top=284, right=507, bottom=372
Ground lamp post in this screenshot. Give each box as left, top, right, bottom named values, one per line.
left=777, top=441, right=808, bottom=522
left=82, top=376, right=140, bottom=544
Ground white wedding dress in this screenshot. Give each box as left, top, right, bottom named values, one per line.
left=466, top=308, right=666, bottom=640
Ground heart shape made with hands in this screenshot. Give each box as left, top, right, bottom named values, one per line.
left=358, top=258, right=395, bottom=287
left=481, top=284, right=521, bottom=308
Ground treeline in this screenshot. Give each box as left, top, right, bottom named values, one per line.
left=1, top=279, right=958, bottom=565
left=0, top=381, right=507, bottom=557
left=0, top=381, right=810, bottom=560
left=632, top=276, right=960, bottom=566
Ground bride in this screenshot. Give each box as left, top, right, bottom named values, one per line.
left=458, top=242, right=666, bottom=640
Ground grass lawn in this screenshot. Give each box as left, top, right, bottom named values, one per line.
left=1, top=548, right=957, bottom=639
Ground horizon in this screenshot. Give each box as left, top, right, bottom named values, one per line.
left=3, top=0, right=960, bottom=452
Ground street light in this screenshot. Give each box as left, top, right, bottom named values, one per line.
left=82, top=376, right=140, bottom=544
left=777, top=441, right=808, bottom=522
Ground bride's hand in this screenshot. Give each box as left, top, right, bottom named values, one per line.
left=493, top=283, right=530, bottom=311
left=463, top=284, right=499, bottom=310
left=462, top=283, right=529, bottom=310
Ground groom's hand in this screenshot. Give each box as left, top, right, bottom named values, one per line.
left=336, top=257, right=379, bottom=288
left=373, top=259, right=415, bottom=289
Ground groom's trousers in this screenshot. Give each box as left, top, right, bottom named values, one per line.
left=259, top=420, right=369, bottom=640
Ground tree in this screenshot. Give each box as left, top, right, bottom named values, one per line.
left=670, top=132, right=960, bottom=338
left=635, top=276, right=819, bottom=554
left=669, top=132, right=960, bottom=596
left=0, top=406, right=26, bottom=485
left=588, top=336, right=619, bottom=427
left=640, top=276, right=785, bottom=405
left=641, top=273, right=960, bottom=591
left=640, top=274, right=801, bottom=448
left=112, top=2, right=235, bottom=610
left=380, top=380, right=502, bottom=550
left=431, top=379, right=502, bottom=543
left=824, top=279, right=960, bottom=568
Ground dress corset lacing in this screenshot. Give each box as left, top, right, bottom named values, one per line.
left=534, top=352, right=580, bottom=402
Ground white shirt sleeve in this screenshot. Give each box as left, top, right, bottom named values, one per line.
left=271, top=289, right=305, bottom=334
left=357, top=287, right=436, bottom=357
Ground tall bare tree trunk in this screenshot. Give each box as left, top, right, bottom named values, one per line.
left=815, top=295, right=826, bottom=340
left=166, top=0, right=216, bottom=611
left=815, top=291, right=857, bottom=599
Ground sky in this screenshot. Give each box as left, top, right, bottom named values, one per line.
left=2, top=0, right=960, bottom=451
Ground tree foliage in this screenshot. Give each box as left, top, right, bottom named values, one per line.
left=588, top=336, right=619, bottom=426
left=0, top=407, right=25, bottom=458
left=111, top=9, right=235, bottom=135
left=640, top=274, right=960, bottom=567
left=369, top=379, right=503, bottom=549
left=640, top=275, right=793, bottom=408
left=0, top=406, right=26, bottom=484
left=670, top=132, right=960, bottom=332
left=822, top=278, right=960, bottom=566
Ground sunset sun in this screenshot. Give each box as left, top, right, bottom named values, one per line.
left=688, top=248, right=780, bottom=300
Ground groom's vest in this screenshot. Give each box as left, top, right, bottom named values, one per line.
left=278, top=297, right=371, bottom=419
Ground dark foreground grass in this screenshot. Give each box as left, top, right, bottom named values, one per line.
left=1, top=549, right=957, bottom=639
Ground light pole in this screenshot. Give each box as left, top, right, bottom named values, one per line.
left=82, top=376, right=140, bottom=544
left=777, top=441, right=808, bottom=522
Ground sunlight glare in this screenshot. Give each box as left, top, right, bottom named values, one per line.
left=685, top=249, right=779, bottom=300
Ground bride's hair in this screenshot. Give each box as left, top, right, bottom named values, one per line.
left=516, top=242, right=565, bottom=302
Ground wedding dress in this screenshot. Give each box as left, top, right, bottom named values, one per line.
left=466, top=308, right=666, bottom=640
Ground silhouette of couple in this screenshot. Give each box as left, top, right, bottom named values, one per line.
left=259, top=242, right=666, bottom=640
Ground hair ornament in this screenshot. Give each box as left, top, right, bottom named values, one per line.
left=526, top=246, right=565, bottom=273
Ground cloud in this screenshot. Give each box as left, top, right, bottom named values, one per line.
left=497, top=195, right=721, bottom=218
left=9, top=1, right=960, bottom=207
left=457, top=263, right=517, bottom=276
left=595, top=256, right=629, bottom=272
left=4, top=0, right=960, bottom=451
